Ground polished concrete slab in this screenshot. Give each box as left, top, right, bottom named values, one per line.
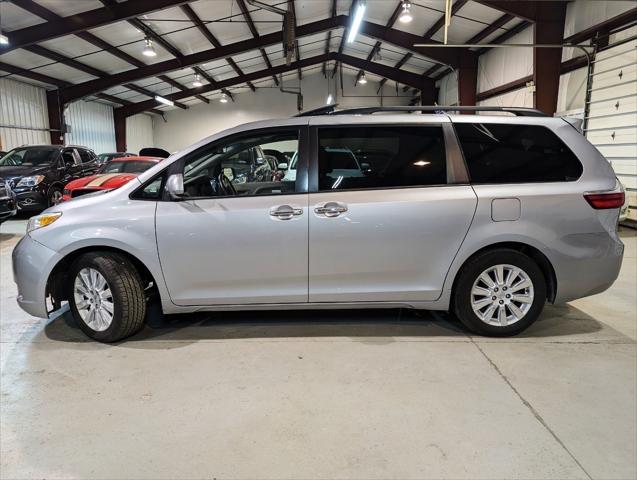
left=1, top=219, right=635, bottom=479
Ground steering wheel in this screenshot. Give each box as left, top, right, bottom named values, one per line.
left=217, top=172, right=237, bottom=196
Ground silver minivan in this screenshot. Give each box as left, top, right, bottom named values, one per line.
left=12, top=106, right=625, bottom=342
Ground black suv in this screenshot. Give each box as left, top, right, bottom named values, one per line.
left=0, top=145, right=99, bottom=211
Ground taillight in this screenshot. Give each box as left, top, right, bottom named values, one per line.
left=584, top=192, right=625, bottom=209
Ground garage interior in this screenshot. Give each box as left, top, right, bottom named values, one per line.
left=1, top=1, right=636, bottom=479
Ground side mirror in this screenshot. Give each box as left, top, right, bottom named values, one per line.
left=165, top=173, right=184, bottom=198
left=361, top=162, right=370, bottom=170
left=278, top=162, right=288, bottom=170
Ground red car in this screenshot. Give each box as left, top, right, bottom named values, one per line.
left=62, top=156, right=161, bottom=202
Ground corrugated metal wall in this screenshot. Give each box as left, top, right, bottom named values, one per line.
left=126, top=113, right=154, bottom=155
left=585, top=31, right=637, bottom=223
left=64, top=100, right=116, bottom=154
left=0, top=77, right=50, bottom=150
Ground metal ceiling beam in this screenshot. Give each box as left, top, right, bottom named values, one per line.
left=322, top=0, right=338, bottom=76
left=421, top=0, right=470, bottom=40
left=11, top=0, right=202, bottom=106
left=2, top=0, right=197, bottom=53
left=465, top=13, right=514, bottom=44
left=474, top=1, right=538, bottom=23
left=59, top=15, right=468, bottom=103
left=116, top=52, right=428, bottom=117
left=355, top=1, right=403, bottom=85
left=378, top=52, right=414, bottom=90
left=60, top=15, right=345, bottom=103
left=0, top=62, right=71, bottom=87
left=234, top=0, right=273, bottom=88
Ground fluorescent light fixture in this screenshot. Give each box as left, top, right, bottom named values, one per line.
left=0, top=32, right=8, bottom=45
left=358, top=72, right=368, bottom=85
left=399, top=1, right=413, bottom=23
left=193, top=73, right=202, bottom=87
left=155, top=95, right=174, bottom=106
left=142, top=38, right=157, bottom=57
left=326, top=93, right=333, bottom=105
left=413, top=160, right=430, bottom=167
left=347, top=0, right=366, bottom=43
left=220, top=92, right=229, bottom=103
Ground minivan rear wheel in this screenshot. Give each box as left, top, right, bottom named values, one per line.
left=69, top=252, right=146, bottom=342
left=453, top=249, right=546, bottom=336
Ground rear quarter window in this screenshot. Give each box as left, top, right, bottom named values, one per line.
left=454, top=123, right=583, bottom=184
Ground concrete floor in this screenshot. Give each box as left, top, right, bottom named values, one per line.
left=1, top=218, right=635, bottom=480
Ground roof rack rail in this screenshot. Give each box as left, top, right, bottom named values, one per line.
left=330, top=106, right=547, bottom=117
left=295, top=104, right=338, bottom=117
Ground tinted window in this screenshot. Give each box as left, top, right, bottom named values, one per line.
left=317, top=126, right=447, bottom=191
left=0, top=147, right=59, bottom=167
left=454, top=123, right=582, bottom=183
left=78, top=149, right=94, bottom=163
left=100, top=161, right=155, bottom=174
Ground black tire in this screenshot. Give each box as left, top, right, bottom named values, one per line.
left=453, top=249, right=546, bottom=337
left=47, top=186, right=63, bottom=207
left=68, top=251, right=146, bottom=342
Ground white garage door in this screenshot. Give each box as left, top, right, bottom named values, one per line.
left=585, top=35, right=637, bottom=223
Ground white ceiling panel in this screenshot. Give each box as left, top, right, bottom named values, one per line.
left=248, top=6, right=282, bottom=37
left=36, top=0, right=102, bottom=17
left=462, top=1, right=508, bottom=23
left=34, top=64, right=95, bottom=84
left=0, top=49, right=53, bottom=70
left=1, top=2, right=46, bottom=31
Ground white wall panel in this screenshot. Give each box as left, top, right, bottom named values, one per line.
left=556, top=67, right=587, bottom=114
left=477, top=87, right=533, bottom=109
left=477, top=26, right=533, bottom=94
left=436, top=71, right=458, bottom=106
left=64, top=100, right=116, bottom=153
left=126, top=114, right=154, bottom=155
left=0, top=78, right=49, bottom=150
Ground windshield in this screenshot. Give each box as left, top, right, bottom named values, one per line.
left=0, top=147, right=59, bottom=167
left=99, top=160, right=155, bottom=174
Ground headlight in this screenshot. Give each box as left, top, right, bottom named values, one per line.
left=27, top=212, right=62, bottom=233
left=17, top=175, right=45, bottom=188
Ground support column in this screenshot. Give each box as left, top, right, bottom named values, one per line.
left=114, top=110, right=127, bottom=152
left=534, top=2, right=567, bottom=115
left=458, top=50, right=478, bottom=107
left=45, top=90, right=64, bottom=145
left=420, top=78, right=437, bottom=105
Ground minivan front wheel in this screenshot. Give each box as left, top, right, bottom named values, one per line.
left=453, top=249, right=546, bottom=336
left=69, top=252, right=146, bottom=342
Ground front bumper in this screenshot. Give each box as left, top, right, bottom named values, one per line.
left=12, top=234, right=62, bottom=318
left=0, top=196, right=17, bottom=221
left=14, top=190, right=47, bottom=211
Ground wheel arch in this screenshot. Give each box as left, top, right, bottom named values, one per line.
left=450, top=241, right=557, bottom=304
left=47, top=246, right=160, bottom=309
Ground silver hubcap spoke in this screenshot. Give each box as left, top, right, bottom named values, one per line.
left=470, top=264, right=534, bottom=327
left=73, top=267, right=114, bottom=332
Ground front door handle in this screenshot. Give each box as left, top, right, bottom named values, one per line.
left=270, top=205, right=303, bottom=220
left=314, top=202, right=348, bottom=218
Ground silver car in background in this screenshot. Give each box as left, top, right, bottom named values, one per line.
left=13, top=106, right=624, bottom=342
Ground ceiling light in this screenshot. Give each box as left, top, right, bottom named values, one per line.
left=358, top=72, right=368, bottom=85
left=142, top=38, right=157, bottom=57
left=220, top=92, right=229, bottom=103
left=413, top=160, right=430, bottom=167
left=347, top=0, right=366, bottom=43
left=399, top=1, right=413, bottom=23
left=326, top=93, right=333, bottom=105
left=193, top=73, right=202, bottom=87
left=155, top=95, right=174, bottom=106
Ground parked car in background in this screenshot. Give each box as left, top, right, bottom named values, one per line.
left=0, top=145, right=98, bottom=210
left=61, top=156, right=161, bottom=201
left=96, top=152, right=134, bottom=164
left=0, top=178, right=17, bottom=224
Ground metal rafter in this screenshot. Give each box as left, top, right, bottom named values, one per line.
left=466, top=13, right=514, bottom=44
left=421, top=0, right=470, bottom=41
left=59, top=15, right=470, bottom=103
left=287, top=0, right=302, bottom=80
left=2, top=0, right=197, bottom=52
left=117, top=52, right=430, bottom=117
left=233, top=0, right=273, bottom=88
left=355, top=1, right=403, bottom=85
left=322, top=0, right=338, bottom=76
left=378, top=52, right=412, bottom=89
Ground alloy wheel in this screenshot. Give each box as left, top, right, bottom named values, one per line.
left=73, top=267, right=114, bottom=332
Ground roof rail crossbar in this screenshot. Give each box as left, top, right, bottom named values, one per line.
left=295, top=104, right=338, bottom=117
left=329, top=106, right=547, bottom=117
